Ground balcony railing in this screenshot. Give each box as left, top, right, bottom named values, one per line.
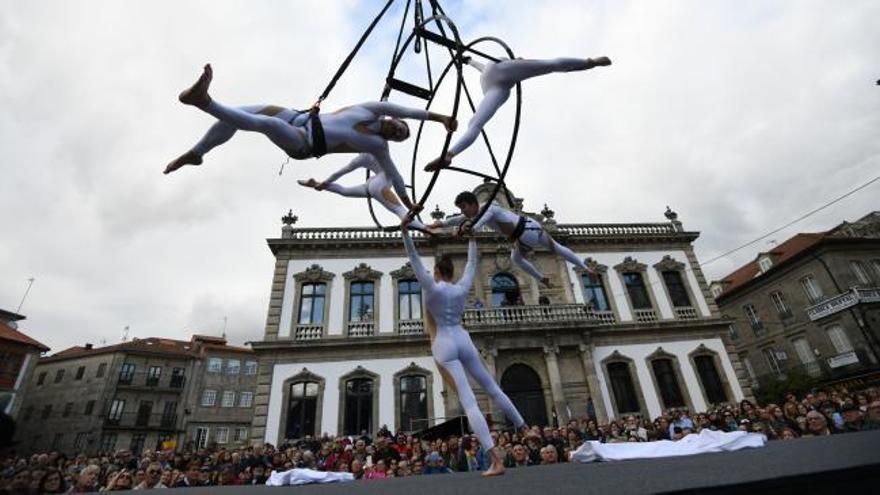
left=633, top=309, right=658, bottom=323
left=556, top=223, right=677, bottom=236
left=462, top=304, right=616, bottom=327
left=674, top=307, right=698, bottom=320
left=116, top=371, right=186, bottom=391
left=398, top=320, right=425, bottom=335
left=104, top=412, right=179, bottom=430
left=752, top=348, right=874, bottom=391
left=348, top=322, right=375, bottom=337
left=294, top=325, right=323, bottom=341
left=806, top=286, right=880, bottom=321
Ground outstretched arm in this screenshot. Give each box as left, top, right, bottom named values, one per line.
left=371, top=149, right=413, bottom=209
left=457, top=236, right=478, bottom=291
left=323, top=153, right=371, bottom=184
left=401, top=227, right=435, bottom=290
left=361, top=102, right=456, bottom=131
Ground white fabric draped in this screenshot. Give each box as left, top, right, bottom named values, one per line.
left=570, top=429, right=767, bottom=463
left=265, top=468, right=355, bottom=486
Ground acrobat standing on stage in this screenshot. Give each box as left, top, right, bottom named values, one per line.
left=400, top=218, right=526, bottom=476
left=433, top=191, right=593, bottom=287
left=425, top=56, right=610, bottom=171
left=166, top=64, right=456, bottom=211
left=297, top=153, right=432, bottom=231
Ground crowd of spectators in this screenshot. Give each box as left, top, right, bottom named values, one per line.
left=2, top=385, right=878, bottom=493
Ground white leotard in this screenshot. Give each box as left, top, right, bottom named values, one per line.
left=401, top=231, right=524, bottom=450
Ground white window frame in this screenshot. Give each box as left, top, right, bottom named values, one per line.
left=221, top=391, right=236, bottom=408
left=207, top=358, right=223, bottom=374
left=850, top=260, right=871, bottom=285
left=244, top=360, right=258, bottom=375
left=239, top=391, right=254, bottom=408
left=227, top=359, right=241, bottom=375
left=215, top=427, right=229, bottom=444
left=710, top=285, right=723, bottom=298
left=201, top=389, right=216, bottom=407
left=743, top=303, right=761, bottom=327
left=741, top=355, right=757, bottom=383
left=801, top=276, right=823, bottom=302
left=762, top=347, right=783, bottom=375
left=758, top=257, right=772, bottom=273
left=826, top=325, right=854, bottom=354
left=234, top=427, right=248, bottom=442
left=195, top=427, right=209, bottom=449
left=769, top=291, right=789, bottom=315
left=792, top=337, right=817, bottom=364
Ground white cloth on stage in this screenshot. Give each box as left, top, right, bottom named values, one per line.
left=570, top=429, right=767, bottom=463
left=265, top=468, right=355, bottom=486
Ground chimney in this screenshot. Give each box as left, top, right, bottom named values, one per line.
left=84, top=343, right=93, bottom=350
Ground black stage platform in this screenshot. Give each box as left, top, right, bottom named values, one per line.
left=147, top=430, right=880, bottom=494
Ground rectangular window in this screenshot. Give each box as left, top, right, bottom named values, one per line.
left=582, top=273, right=610, bottom=311
left=118, top=363, right=135, bottom=384
left=146, top=366, right=162, bottom=386
left=41, top=405, right=53, bottom=419
left=398, top=279, right=423, bottom=320
left=99, top=433, right=117, bottom=452
left=349, top=281, right=375, bottom=322
left=201, top=389, right=216, bottom=407
left=727, top=323, right=739, bottom=341
left=63, top=402, right=73, bottom=417
left=662, top=271, right=691, bottom=308
left=207, top=358, right=222, bottom=374
left=74, top=432, right=88, bottom=451
left=850, top=260, right=872, bottom=285
left=84, top=400, right=95, bottom=415
left=170, top=367, right=185, bottom=388
left=108, top=399, right=125, bottom=422
left=762, top=347, right=784, bottom=375
left=239, top=391, right=254, bottom=408
left=743, top=303, right=763, bottom=334
left=215, top=427, right=229, bottom=444
left=298, top=283, right=327, bottom=324
left=222, top=391, right=236, bottom=408
left=195, top=427, right=209, bottom=449
left=227, top=359, right=241, bottom=375
left=75, top=366, right=85, bottom=380
left=769, top=291, right=791, bottom=318
left=37, top=372, right=47, bottom=386
left=235, top=427, right=248, bottom=442
left=758, top=257, right=773, bottom=272
left=161, top=402, right=177, bottom=428
left=135, top=401, right=152, bottom=427
left=801, top=275, right=824, bottom=303
left=54, top=369, right=65, bottom=384
left=826, top=325, right=854, bottom=354
left=96, top=363, right=107, bottom=378
left=622, top=272, right=652, bottom=309
left=740, top=355, right=757, bottom=384
left=52, top=433, right=64, bottom=450
left=244, top=360, right=258, bottom=375
left=130, top=434, right=146, bottom=454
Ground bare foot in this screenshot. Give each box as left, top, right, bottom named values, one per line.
left=482, top=447, right=506, bottom=477
left=164, top=150, right=203, bottom=174
left=179, top=64, right=213, bottom=108
left=587, top=56, right=612, bottom=68
left=297, top=178, right=320, bottom=189
left=424, top=153, right=452, bottom=172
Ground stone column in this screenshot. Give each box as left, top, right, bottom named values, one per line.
left=543, top=344, right=568, bottom=424
left=578, top=342, right=608, bottom=424
left=480, top=342, right=499, bottom=423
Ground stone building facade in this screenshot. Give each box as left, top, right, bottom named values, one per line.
left=250, top=188, right=751, bottom=445
left=710, top=212, right=880, bottom=392
left=14, top=335, right=257, bottom=455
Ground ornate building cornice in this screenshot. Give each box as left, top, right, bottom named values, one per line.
left=653, top=255, right=686, bottom=272
left=343, top=263, right=383, bottom=281
left=293, top=264, right=335, bottom=283
left=614, top=256, right=647, bottom=273
left=390, top=262, right=417, bottom=281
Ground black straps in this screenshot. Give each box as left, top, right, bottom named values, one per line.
left=309, top=113, right=327, bottom=158
left=386, top=77, right=433, bottom=100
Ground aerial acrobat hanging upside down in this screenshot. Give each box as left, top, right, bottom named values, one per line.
left=165, top=64, right=456, bottom=212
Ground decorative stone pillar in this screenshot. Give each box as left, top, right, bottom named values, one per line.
left=578, top=341, right=608, bottom=424
left=543, top=343, right=568, bottom=423
left=479, top=339, right=499, bottom=421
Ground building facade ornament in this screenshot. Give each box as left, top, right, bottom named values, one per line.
left=614, top=256, right=647, bottom=273
left=293, top=264, right=335, bottom=283
left=390, top=262, right=417, bottom=281
left=653, top=255, right=686, bottom=272
left=343, top=263, right=383, bottom=281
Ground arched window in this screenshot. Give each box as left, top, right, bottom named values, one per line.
left=398, top=279, right=422, bottom=320
left=399, top=375, right=428, bottom=433
left=286, top=381, right=318, bottom=439
left=607, top=362, right=640, bottom=414
left=298, top=283, right=326, bottom=324
left=349, top=282, right=374, bottom=321
left=693, top=355, right=728, bottom=404
left=501, top=364, right=548, bottom=426
left=651, top=359, right=686, bottom=409
left=582, top=272, right=610, bottom=311
left=491, top=273, right=520, bottom=307
left=343, top=378, right=374, bottom=435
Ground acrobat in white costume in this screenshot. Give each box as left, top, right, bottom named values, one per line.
left=167, top=64, right=456, bottom=211
left=400, top=222, right=525, bottom=476
left=435, top=192, right=592, bottom=287
left=425, top=56, right=611, bottom=171
left=297, top=153, right=430, bottom=231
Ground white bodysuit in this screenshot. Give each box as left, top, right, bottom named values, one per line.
left=192, top=100, right=432, bottom=205
left=440, top=202, right=591, bottom=282
left=401, top=231, right=525, bottom=450
left=317, top=153, right=429, bottom=231
left=449, top=57, right=594, bottom=157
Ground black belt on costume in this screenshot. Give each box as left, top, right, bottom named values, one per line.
left=309, top=113, right=327, bottom=158
left=510, top=216, right=527, bottom=241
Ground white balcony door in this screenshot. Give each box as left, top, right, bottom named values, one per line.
left=792, top=338, right=820, bottom=377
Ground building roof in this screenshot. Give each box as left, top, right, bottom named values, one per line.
left=40, top=334, right=252, bottom=364
left=0, top=320, right=50, bottom=351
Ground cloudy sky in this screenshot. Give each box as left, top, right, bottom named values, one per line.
left=1, top=0, right=878, bottom=352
